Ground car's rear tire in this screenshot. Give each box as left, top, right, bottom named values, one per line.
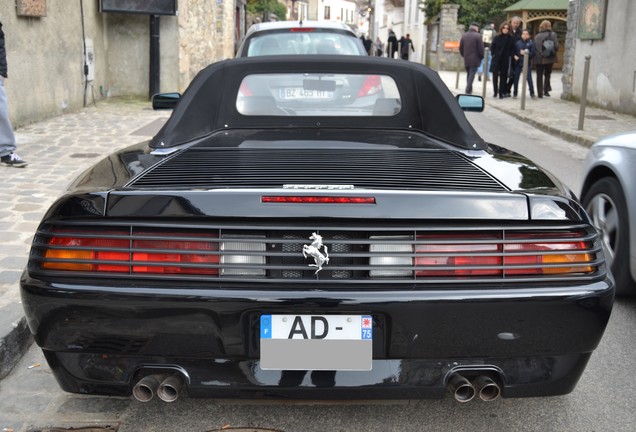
left=582, top=177, right=635, bottom=295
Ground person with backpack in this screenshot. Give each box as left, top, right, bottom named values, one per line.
left=534, top=20, right=559, bottom=98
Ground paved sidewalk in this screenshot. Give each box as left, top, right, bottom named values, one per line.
left=437, top=70, right=636, bottom=147
left=0, top=97, right=170, bottom=377
left=1, top=71, right=636, bottom=380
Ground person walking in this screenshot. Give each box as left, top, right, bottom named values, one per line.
left=459, top=23, right=484, bottom=94
left=504, top=16, right=523, bottom=94
left=399, top=34, right=415, bottom=60
left=512, top=29, right=536, bottom=98
left=0, top=21, right=27, bottom=168
left=489, top=22, right=515, bottom=99
left=477, top=22, right=495, bottom=82
left=534, top=20, right=559, bottom=98
left=387, top=30, right=398, bottom=59
left=374, top=36, right=384, bottom=57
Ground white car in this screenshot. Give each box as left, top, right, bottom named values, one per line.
left=235, top=20, right=367, bottom=57
left=581, top=131, right=636, bottom=295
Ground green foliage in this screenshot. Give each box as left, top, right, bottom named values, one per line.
left=418, top=0, right=519, bottom=29
left=247, top=0, right=287, bottom=22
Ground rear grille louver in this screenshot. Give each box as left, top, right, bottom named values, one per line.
left=129, top=148, right=506, bottom=192
left=30, top=221, right=605, bottom=285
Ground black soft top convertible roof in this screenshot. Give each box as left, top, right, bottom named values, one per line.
left=149, top=56, right=486, bottom=150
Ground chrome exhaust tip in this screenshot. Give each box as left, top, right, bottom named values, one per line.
left=448, top=374, right=476, bottom=403
left=157, top=374, right=184, bottom=403
left=132, top=374, right=163, bottom=402
left=473, top=375, right=501, bottom=401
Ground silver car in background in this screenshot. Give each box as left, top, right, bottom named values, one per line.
left=235, top=20, right=367, bottom=57
left=581, top=131, right=636, bottom=295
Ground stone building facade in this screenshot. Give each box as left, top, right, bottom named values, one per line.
left=425, top=4, right=463, bottom=71
left=562, top=0, right=636, bottom=116
left=1, top=0, right=237, bottom=128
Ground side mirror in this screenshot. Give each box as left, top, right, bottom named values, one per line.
left=456, top=94, right=484, bottom=112
left=152, top=92, right=181, bottom=110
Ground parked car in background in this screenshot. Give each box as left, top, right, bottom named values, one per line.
left=235, top=20, right=367, bottom=57
left=581, top=131, right=636, bottom=295
left=21, top=56, right=613, bottom=404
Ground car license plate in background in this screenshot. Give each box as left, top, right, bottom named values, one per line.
left=260, top=314, right=372, bottom=371
left=279, top=88, right=333, bottom=100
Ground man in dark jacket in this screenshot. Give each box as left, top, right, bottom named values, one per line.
left=459, top=22, right=484, bottom=94
left=386, top=30, right=398, bottom=58
left=399, top=34, right=415, bottom=60
left=0, top=21, right=27, bottom=167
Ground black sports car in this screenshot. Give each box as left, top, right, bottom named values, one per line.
left=21, top=56, right=614, bottom=403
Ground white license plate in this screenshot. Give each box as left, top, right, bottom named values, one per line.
left=260, top=314, right=372, bottom=371
left=279, top=88, right=334, bottom=100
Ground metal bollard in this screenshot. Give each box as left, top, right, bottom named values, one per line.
left=520, top=50, right=529, bottom=110
left=578, top=55, right=591, bottom=130
left=481, top=48, right=490, bottom=99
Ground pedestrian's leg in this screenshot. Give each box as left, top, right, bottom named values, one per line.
left=466, top=66, right=477, bottom=94
left=536, top=65, right=544, bottom=98
left=527, top=68, right=535, bottom=97
left=513, top=67, right=521, bottom=96
left=0, top=80, right=17, bottom=157
left=544, top=64, right=553, bottom=95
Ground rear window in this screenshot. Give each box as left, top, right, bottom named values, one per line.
left=246, top=31, right=365, bottom=56
left=236, top=73, right=401, bottom=117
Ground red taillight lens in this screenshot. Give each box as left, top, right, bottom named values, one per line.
left=290, top=27, right=314, bottom=32
left=262, top=196, right=376, bottom=204
left=42, top=231, right=219, bottom=275
left=415, top=236, right=502, bottom=277
left=504, top=239, right=593, bottom=274
left=357, top=75, right=382, bottom=97
left=44, top=233, right=129, bottom=272
left=132, top=236, right=219, bottom=274
left=239, top=81, right=253, bottom=97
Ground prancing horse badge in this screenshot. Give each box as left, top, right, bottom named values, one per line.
left=302, top=232, right=329, bottom=274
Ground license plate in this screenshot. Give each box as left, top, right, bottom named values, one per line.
left=279, top=88, right=334, bottom=100
left=260, top=314, right=372, bottom=371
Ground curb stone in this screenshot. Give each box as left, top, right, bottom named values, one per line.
left=0, top=302, right=33, bottom=379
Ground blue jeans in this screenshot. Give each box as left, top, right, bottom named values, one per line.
left=477, top=57, right=491, bottom=78
left=0, top=79, right=16, bottom=157
left=513, top=64, right=535, bottom=96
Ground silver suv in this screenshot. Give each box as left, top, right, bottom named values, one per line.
left=236, top=20, right=367, bottom=57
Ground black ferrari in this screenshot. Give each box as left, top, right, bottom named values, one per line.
left=20, top=56, right=614, bottom=403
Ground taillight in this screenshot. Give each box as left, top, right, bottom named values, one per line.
left=262, top=196, right=376, bottom=204
left=369, top=231, right=596, bottom=278
left=44, top=233, right=129, bottom=272
left=239, top=81, right=253, bottom=97
left=132, top=235, right=219, bottom=275
left=357, top=75, right=382, bottom=97
left=504, top=238, right=593, bottom=275
left=42, top=230, right=220, bottom=275
left=415, top=235, right=502, bottom=277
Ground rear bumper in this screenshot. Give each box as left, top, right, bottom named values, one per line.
left=21, top=275, right=614, bottom=399
left=44, top=351, right=592, bottom=399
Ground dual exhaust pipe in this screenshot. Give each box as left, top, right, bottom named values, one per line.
left=132, top=373, right=185, bottom=402
left=447, top=373, right=501, bottom=403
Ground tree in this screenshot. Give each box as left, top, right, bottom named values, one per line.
left=419, top=0, right=519, bottom=29
left=247, top=0, right=287, bottom=22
